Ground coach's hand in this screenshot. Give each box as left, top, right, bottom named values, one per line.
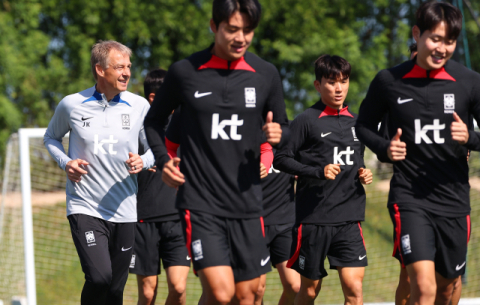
left=358, top=168, right=373, bottom=185
left=65, top=159, right=89, bottom=183
left=260, top=162, right=268, bottom=179
left=126, top=152, right=143, bottom=174
left=451, top=112, right=469, bottom=145
left=263, top=111, right=282, bottom=146
left=387, top=128, right=406, bottom=162
left=324, top=164, right=341, bottom=180
left=162, top=157, right=185, bottom=188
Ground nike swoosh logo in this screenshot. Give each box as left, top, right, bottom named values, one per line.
left=81, top=117, right=93, bottom=121
left=456, top=261, right=466, bottom=271
left=194, top=91, right=212, bottom=98
left=397, top=97, right=413, bottom=104
left=122, top=246, right=132, bottom=251
left=261, top=256, right=270, bottom=266
left=186, top=256, right=191, bottom=260
left=321, top=132, right=331, bottom=137
left=359, top=255, right=367, bottom=260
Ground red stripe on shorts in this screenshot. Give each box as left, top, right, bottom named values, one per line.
left=392, top=204, right=405, bottom=268
left=184, top=209, right=192, bottom=259
left=260, top=217, right=265, bottom=238
left=467, top=215, right=471, bottom=244
left=286, top=224, right=303, bottom=268
left=358, top=222, right=366, bottom=250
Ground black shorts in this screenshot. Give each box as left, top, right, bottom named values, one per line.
left=264, top=223, right=295, bottom=267
left=389, top=203, right=470, bottom=279
left=287, top=222, right=367, bottom=280
left=181, top=209, right=271, bottom=282
left=129, top=220, right=191, bottom=276
left=68, top=214, right=135, bottom=291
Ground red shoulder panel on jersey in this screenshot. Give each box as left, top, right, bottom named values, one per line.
left=198, top=55, right=256, bottom=72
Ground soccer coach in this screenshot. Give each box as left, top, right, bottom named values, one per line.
left=44, top=40, right=154, bottom=305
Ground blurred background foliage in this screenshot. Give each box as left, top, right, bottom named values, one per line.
left=0, top=0, right=479, bottom=162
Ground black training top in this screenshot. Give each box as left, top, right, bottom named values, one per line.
left=262, top=150, right=295, bottom=226
left=144, top=45, right=289, bottom=219
left=356, top=59, right=480, bottom=217
left=274, top=101, right=366, bottom=225
left=136, top=115, right=178, bottom=222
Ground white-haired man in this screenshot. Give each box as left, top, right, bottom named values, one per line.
left=44, top=40, right=154, bottom=305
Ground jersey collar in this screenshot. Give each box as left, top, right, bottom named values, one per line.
left=318, top=103, right=353, bottom=118
left=402, top=60, right=456, bottom=81
left=82, top=86, right=131, bottom=107
left=198, top=45, right=256, bottom=72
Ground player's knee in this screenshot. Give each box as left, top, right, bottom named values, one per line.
left=168, top=280, right=187, bottom=298
left=87, top=271, right=112, bottom=288
left=283, top=280, right=300, bottom=295
left=413, top=277, right=436, bottom=298
left=141, top=286, right=157, bottom=303
left=208, top=288, right=235, bottom=305
left=255, top=280, right=266, bottom=299
left=344, top=279, right=363, bottom=299
left=302, top=284, right=319, bottom=301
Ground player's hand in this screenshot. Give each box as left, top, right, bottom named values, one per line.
left=65, top=159, right=89, bottom=183
left=324, top=164, right=341, bottom=180
left=358, top=168, right=373, bottom=185
left=126, top=152, right=143, bottom=174
left=451, top=112, right=469, bottom=145
left=262, top=111, right=282, bottom=146
left=162, top=157, right=185, bottom=188
left=148, top=165, right=157, bottom=173
left=260, top=162, right=268, bottom=179
left=387, top=128, right=406, bottom=161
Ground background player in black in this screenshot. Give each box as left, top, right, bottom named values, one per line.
left=129, top=69, right=190, bottom=305
left=255, top=142, right=300, bottom=305
left=355, top=2, right=479, bottom=304
left=144, top=0, right=289, bottom=304
left=274, top=55, right=373, bottom=305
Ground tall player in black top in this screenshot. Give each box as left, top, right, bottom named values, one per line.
left=274, top=55, right=373, bottom=305
left=356, top=2, right=479, bottom=304
left=129, top=69, right=191, bottom=305
left=144, top=0, right=289, bottom=304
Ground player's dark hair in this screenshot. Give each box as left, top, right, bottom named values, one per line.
left=409, top=43, right=417, bottom=55
left=415, top=1, right=462, bottom=41
left=314, top=55, right=351, bottom=81
left=144, top=68, right=167, bottom=98
left=212, top=0, right=261, bottom=30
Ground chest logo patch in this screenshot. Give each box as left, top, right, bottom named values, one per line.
left=444, top=94, right=455, bottom=114
left=245, top=87, right=256, bottom=108
left=333, top=146, right=354, bottom=165
left=122, top=114, right=130, bottom=130
left=351, top=127, right=358, bottom=141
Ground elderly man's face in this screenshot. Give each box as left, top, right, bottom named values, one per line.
left=98, top=50, right=131, bottom=94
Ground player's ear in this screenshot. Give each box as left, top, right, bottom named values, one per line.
left=412, top=25, right=421, bottom=42
left=148, top=93, right=155, bottom=104
left=314, top=79, right=322, bottom=94
left=210, top=19, right=218, bottom=34
left=95, top=64, right=105, bottom=78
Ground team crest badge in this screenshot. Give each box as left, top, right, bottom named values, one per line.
left=122, top=114, right=130, bottom=130
left=444, top=94, right=455, bottom=114
left=85, top=231, right=95, bottom=243
left=245, top=88, right=256, bottom=108
left=401, top=234, right=412, bottom=254
left=192, top=239, right=204, bottom=261
left=130, top=255, right=136, bottom=268
left=299, top=256, right=305, bottom=270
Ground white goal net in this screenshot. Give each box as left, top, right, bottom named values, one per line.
left=1, top=128, right=480, bottom=305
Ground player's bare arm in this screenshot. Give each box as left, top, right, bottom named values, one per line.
left=262, top=111, right=282, bottom=145
left=358, top=168, right=373, bottom=185
left=125, top=152, right=144, bottom=174
left=260, top=162, right=268, bottom=179
left=451, top=112, right=469, bottom=145
left=324, top=164, right=341, bottom=180
left=387, top=128, right=406, bottom=161
left=65, top=159, right=89, bottom=183
left=162, top=157, right=185, bottom=188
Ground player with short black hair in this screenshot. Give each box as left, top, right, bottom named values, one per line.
left=129, top=68, right=191, bottom=305
left=274, top=54, right=372, bottom=305
left=144, top=0, right=289, bottom=303
left=355, top=1, right=479, bottom=304
left=212, top=0, right=261, bottom=30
